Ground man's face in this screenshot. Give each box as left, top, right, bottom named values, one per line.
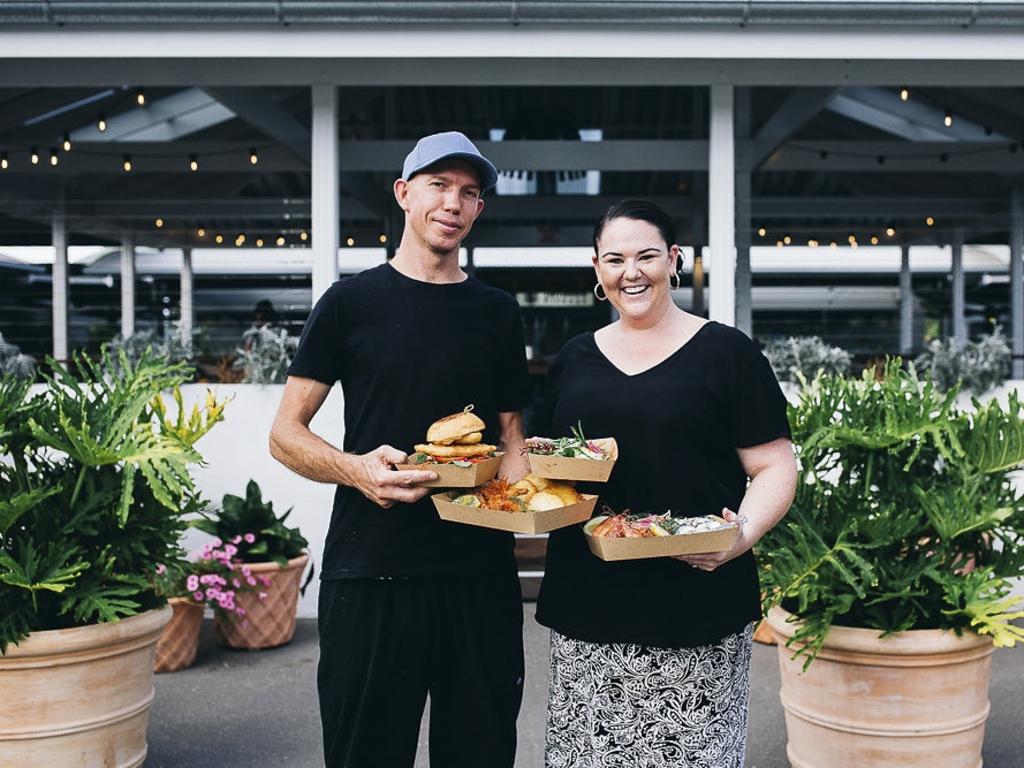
left=394, top=159, right=486, bottom=255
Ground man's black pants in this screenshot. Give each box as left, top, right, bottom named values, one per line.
left=317, top=572, right=525, bottom=768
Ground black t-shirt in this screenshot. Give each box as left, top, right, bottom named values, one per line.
left=534, top=321, right=791, bottom=648
left=286, top=263, right=531, bottom=578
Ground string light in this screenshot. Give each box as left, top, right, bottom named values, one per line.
left=276, top=235, right=286, bottom=246
left=757, top=227, right=766, bottom=237
left=776, top=240, right=783, bottom=248
left=155, top=218, right=164, bottom=229
left=808, top=239, right=818, bottom=247
left=0, top=152, right=7, bottom=170
left=899, top=86, right=909, bottom=102
left=783, top=235, right=791, bottom=245
left=300, top=230, right=308, bottom=242
left=848, top=234, right=857, bottom=244
left=870, top=236, right=879, bottom=245
left=30, top=147, right=39, bottom=165
left=249, top=148, right=258, bottom=165
left=379, top=234, right=388, bottom=244
left=97, top=113, right=107, bottom=132
left=944, top=108, right=953, bottom=128
left=49, top=149, right=58, bottom=166
left=122, top=155, right=133, bottom=172
left=197, top=225, right=206, bottom=238
left=62, top=132, right=71, bottom=152
left=926, top=216, right=935, bottom=226
left=346, top=237, right=355, bottom=247
left=235, top=234, right=246, bottom=246
left=886, top=227, right=896, bottom=237
left=256, top=238, right=264, bottom=247
left=135, top=88, right=146, bottom=106
left=215, top=234, right=224, bottom=244
left=189, top=154, right=199, bottom=172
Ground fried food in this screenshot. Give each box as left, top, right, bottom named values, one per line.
left=455, top=431, right=482, bottom=445
left=415, top=442, right=497, bottom=458
left=460, top=474, right=580, bottom=513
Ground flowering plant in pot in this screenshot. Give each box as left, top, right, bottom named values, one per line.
left=192, top=479, right=310, bottom=649
left=0, top=349, right=225, bottom=765
left=757, top=359, right=1024, bottom=767
left=152, top=538, right=271, bottom=672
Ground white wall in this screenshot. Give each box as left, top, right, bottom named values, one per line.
left=177, top=383, right=343, bottom=617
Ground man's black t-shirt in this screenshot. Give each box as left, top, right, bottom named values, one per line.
left=287, top=263, right=531, bottom=578
left=534, top=321, right=792, bottom=648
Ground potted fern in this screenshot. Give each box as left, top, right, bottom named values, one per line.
left=0, top=349, right=225, bottom=766
left=193, top=479, right=310, bottom=649
left=759, top=359, right=1024, bottom=768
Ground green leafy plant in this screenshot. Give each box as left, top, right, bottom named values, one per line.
left=193, top=480, right=307, bottom=566
left=0, top=348, right=226, bottom=652
left=758, top=359, right=1024, bottom=667
left=764, top=335, right=852, bottom=384
left=233, top=326, right=298, bottom=384
left=915, top=329, right=1011, bottom=394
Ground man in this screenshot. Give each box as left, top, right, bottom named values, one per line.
left=269, top=131, right=531, bottom=768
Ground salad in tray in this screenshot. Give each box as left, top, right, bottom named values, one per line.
left=526, top=423, right=612, bottom=461
left=584, top=512, right=734, bottom=538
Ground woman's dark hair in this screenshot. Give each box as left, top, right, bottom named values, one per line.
left=592, top=198, right=682, bottom=278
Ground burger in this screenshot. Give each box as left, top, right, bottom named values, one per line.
left=413, top=407, right=498, bottom=463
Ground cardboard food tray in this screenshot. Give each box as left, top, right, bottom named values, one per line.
left=527, top=438, right=618, bottom=482
left=395, top=453, right=503, bottom=488
left=584, top=516, right=738, bottom=561
left=432, top=493, right=599, bottom=534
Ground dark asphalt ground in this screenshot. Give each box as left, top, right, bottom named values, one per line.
left=147, top=605, right=1022, bottom=767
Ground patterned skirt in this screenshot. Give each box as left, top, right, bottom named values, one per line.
left=545, top=623, right=755, bottom=768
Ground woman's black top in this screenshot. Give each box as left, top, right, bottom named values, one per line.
left=534, top=322, right=791, bottom=648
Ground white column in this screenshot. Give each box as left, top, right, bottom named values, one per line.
left=899, top=244, right=913, bottom=355
left=311, top=84, right=340, bottom=304
left=180, top=246, right=194, bottom=339
left=734, top=88, right=752, bottom=336
left=1011, top=187, right=1024, bottom=379
left=120, top=232, right=136, bottom=338
left=708, top=85, right=736, bottom=326
left=951, top=229, right=967, bottom=346
left=51, top=210, right=68, bottom=361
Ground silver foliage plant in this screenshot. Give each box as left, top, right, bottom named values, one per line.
left=764, top=335, right=852, bottom=383
left=108, top=323, right=195, bottom=369
left=915, top=329, right=1011, bottom=394
left=234, top=326, right=298, bottom=384
left=0, top=332, right=36, bottom=380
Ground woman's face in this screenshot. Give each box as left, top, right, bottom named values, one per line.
left=593, top=217, right=679, bottom=323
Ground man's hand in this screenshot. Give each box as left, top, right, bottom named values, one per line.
left=497, top=448, right=529, bottom=484
left=347, top=445, right=438, bottom=509
left=675, top=508, right=752, bottom=572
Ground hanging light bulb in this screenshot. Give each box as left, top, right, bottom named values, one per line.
left=97, top=113, right=107, bottom=132
left=256, top=238, right=264, bottom=247
left=899, top=86, right=909, bottom=102
left=757, top=227, right=766, bottom=238
left=30, top=147, right=39, bottom=165
left=249, top=148, right=258, bottom=165
left=49, top=148, right=58, bottom=166
left=62, top=132, right=72, bottom=152
left=783, top=235, right=791, bottom=245
left=0, top=151, right=7, bottom=170
left=886, top=227, right=896, bottom=238
left=276, top=235, right=286, bottom=246
left=155, top=218, right=165, bottom=229
left=926, top=216, right=935, bottom=226
left=189, top=154, right=199, bottom=172
left=236, top=233, right=246, bottom=246
left=122, top=155, right=133, bottom=172
left=300, top=230, right=308, bottom=242
left=848, top=234, right=856, bottom=244
left=346, top=237, right=355, bottom=247
left=870, top=235, right=879, bottom=245
left=197, top=225, right=206, bottom=238
left=135, top=88, right=146, bottom=106
left=215, top=233, right=224, bottom=244
left=944, top=108, right=953, bottom=128
left=379, top=234, right=388, bottom=244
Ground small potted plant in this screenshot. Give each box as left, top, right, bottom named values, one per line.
left=152, top=538, right=269, bottom=672
left=193, top=480, right=310, bottom=649
left=758, top=359, right=1024, bottom=767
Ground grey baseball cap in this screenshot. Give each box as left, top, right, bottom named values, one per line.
left=401, top=131, right=498, bottom=192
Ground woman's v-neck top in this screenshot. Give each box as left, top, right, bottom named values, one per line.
left=534, top=321, right=791, bottom=648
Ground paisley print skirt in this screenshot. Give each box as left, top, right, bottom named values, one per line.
left=545, top=624, right=755, bottom=768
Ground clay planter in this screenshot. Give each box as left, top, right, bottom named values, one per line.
left=767, top=606, right=993, bottom=768
left=0, top=605, right=172, bottom=768
left=154, top=597, right=204, bottom=673
left=215, top=553, right=308, bottom=650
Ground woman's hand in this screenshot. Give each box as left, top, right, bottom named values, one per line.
left=675, top=508, right=752, bottom=572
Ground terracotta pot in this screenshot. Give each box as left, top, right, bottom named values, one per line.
left=154, top=597, right=204, bottom=673
left=767, top=606, right=993, bottom=768
left=752, top=618, right=777, bottom=645
left=215, top=553, right=308, bottom=650
left=0, top=605, right=172, bottom=768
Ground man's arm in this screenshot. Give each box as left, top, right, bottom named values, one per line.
left=269, top=376, right=437, bottom=509
left=496, top=410, right=529, bottom=483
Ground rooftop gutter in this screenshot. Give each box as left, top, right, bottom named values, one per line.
left=3, top=1, right=1024, bottom=28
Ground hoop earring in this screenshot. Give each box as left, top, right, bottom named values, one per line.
left=669, top=273, right=681, bottom=290
left=593, top=282, right=608, bottom=301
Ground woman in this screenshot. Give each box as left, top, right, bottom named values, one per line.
left=535, top=199, right=797, bottom=768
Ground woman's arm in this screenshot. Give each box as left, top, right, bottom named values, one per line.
left=677, top=437, right=797, bottom=572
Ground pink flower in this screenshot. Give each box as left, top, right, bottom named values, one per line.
left=258, top=576, right=272, bottom=587
left=241, top=566, right=252, bottom=578
left=244, top=533, right=256, bottom=544
left=246, top=576, right=257, bottom=586
left=225, top=544, right=238, bottom=557
left=212, top=537, right=222, bottom=548
left=231, top=535, right=242, bottom=545
left=193, top=591, right=204, bottom=601
left=233, top=578, right=241, bottom=588
left=155, top=564, right=167, bottom=575
left=258, top=591, right=268, bottom=601
left=186, top=575, right=199, bottom=592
